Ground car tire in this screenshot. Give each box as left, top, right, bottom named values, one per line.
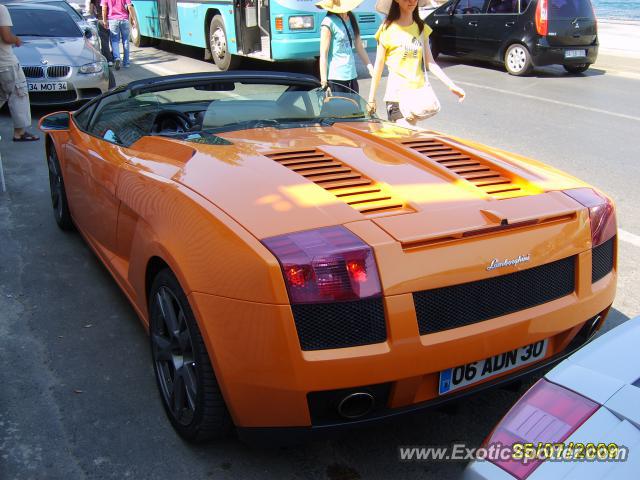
left=130, top=6, right=157, bottom=47
left=46, top=141, right=74, bottom=231
left=108, top=69, right=116, bottom=89
left=504, top=44, right=532, bottom=76
left=208, top=15, right=242, bottom=71
left=563, top=63, right=590, bottom=74
left=149, top=269, right=233, bottom=442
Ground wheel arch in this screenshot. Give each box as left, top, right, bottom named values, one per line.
left=204, top=8, right=239, bottom=56
left=45, top=133, right=66, bottom=170
left=145, top=256, right=171, bottom=305
left=139, top=244, right=192, bottom=327
left=500, top=39, right=528, bottom=62
left=45, top=134, right=53, bottom=159
left=204, top=9, right=223, bottom=49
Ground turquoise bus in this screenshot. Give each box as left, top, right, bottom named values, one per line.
left=129, top=0, right=382, bottom=70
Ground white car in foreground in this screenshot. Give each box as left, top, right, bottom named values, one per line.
left=464, top=316, right=639, bottom=479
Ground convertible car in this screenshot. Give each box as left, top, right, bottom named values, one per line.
left=39, top=72, right=617, bottom=443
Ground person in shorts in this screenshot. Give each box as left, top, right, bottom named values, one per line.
left=367, top=0, right=465, bottom=126
left=0, top=4, right=39, bottom=142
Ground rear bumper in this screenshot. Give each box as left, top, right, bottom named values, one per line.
left=190, top=244, right=617, bottom=435
left=236, top=314, right=605, bottom=445
left=531, top=39, right=598, bottom=66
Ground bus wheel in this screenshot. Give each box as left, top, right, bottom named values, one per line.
left=209, top=15, right=241, bottom=71
left=131, top=7, right=156, bottom=47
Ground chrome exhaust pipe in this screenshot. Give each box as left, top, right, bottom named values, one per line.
left=337, top=392, right=375, bottom=419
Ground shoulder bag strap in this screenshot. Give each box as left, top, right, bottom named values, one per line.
left=419, top=30, right=429, bottom=73
left=337, top=15, right=354, bottom=50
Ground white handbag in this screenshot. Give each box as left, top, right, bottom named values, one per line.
left=398, top=34, right=441, bottom=120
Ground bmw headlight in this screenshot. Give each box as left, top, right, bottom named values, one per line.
left=79, top=62, right=104, bottom=74
left=289, top=15, right=314, bottom=30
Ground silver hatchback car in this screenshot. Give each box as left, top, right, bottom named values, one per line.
left=7, top=3, right=113, bottom=105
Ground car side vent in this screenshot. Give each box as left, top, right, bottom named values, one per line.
left=402, top=138, right=526, bottom=198
left=265, top=149, right=413, bottom=216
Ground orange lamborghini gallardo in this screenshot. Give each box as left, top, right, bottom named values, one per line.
left=39, top=72, right=617, bottom=443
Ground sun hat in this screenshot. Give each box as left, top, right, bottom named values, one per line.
left=315, top=0, right=365, bottom=14
left=375, top=0, right=429, bottom=15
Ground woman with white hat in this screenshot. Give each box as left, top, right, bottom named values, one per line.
left=317, top=0, right=374, bottom=94
left=367, top=0, right=465, bottom=126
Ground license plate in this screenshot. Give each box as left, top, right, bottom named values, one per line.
left=28, top=82, right=68, bottom=92
left=439, top=339, right=548, bottom=395
left=565, top=49, right=586, bottom=58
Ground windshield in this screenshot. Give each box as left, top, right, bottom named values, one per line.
left=85, top=80, right=376, bottom=147
left=549, top=0, right=595, bottom=18
left=44, top=1, right=84, bottom=21
left=9, top=8, right=82, bottom=37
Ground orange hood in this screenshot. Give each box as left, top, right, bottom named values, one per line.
left=128, top=122, right=590, bottom=241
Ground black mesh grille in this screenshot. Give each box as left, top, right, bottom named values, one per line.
left=414, top=256, right=576, bottom=335
left=22, top=66, right=44, bottom=78
left=291, top=297, right=386, bottom=351
left=47, top=66, right=70, bottom=78
left=592, top=236, right=615, bottom=283
left=28, top=90, right=77, bottom=104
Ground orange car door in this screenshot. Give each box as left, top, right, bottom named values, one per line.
left=64, top=96, right=128, bottom=258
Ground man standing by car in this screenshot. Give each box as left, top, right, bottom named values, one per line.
left=101, top=0, right=133, bottom=70
left=0, top=4, right=38, bottom=142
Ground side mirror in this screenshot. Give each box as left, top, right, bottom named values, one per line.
left=39, top=111, right=71, bottom=132
left=84, top=28, right=93, bottom=39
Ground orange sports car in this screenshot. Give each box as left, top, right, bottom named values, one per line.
left=39, top=72, right=617, bottom=443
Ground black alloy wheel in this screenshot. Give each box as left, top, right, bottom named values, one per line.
left=46, top=142, right=73, bottom=230
left=149, top=269, right=232, bottom=442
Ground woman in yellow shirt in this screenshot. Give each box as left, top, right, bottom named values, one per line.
left=367, top=0, right=465, bottom=126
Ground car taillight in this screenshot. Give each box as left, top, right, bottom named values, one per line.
left=535, top=0, right=548, bottom=36
left=263, top=226, right=382, bottom=304
left=564, top=188, right=616, bottom=247
left=485, top=379, right=599, bottom=479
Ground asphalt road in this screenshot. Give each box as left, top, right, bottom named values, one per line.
left=1, top=44, right=638, bottom=480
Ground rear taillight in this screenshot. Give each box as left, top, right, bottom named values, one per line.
left=263, top=226, right=382, bottom=304
left=564, top=188, right=616, bottom=247
left=485, top=379, right=599, bottom=479
left=535, top=0, right=548, bottom=36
